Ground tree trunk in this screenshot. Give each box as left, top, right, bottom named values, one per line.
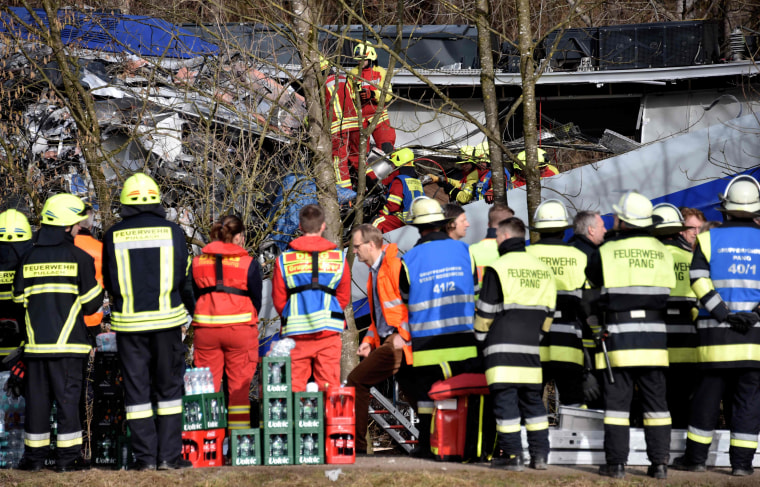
left=291, top=0, right=358, bottom=378
left=476, top=0, right=507, bottom=206
left=516, top=0, right=542, bottom=242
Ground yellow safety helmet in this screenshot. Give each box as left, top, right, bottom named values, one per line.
left=40, top=194, right=88, bottom=227
left=410, top=197, right=447, bottom=226
left=457, top=145, right=476, bottom=165
left=319, top=55, right=330, bottom=71
left=719, top=174, right=760, bottom=215
left=120, top=173, right=161, bottom=206
left=652, top=203, right=688, bottom=235
left=515, top=148, right=547, bottom=169
left=354, top=43, right=377, bottom=61
left=531, top=199, right=572, bottom=232
left=474, top=141, right=489, bottom=161
left=390, top=148, right=415, bottom=167
left=0, top=209, right=32, bottom=242
left=612, top=190, right=654, bottom=228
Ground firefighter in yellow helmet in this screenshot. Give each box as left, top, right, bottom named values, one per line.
left=351, top=42, right=396, bottom=156
left=13, top=194, right=103, bottom=472
left=511, top=148, right=559, bottom=188
left=0, top=209, right=33, bottom=366
left=372, top=148, right=424, bottom=233
left=425, top=145, right=485, bottom=204
left=102, top=173, right=195, bottom=470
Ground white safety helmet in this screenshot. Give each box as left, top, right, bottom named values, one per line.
left=531, top=199, right=572, bottom=232
left=410, top=196, right=448, bottom=226
left=612, top=190, right=654, bottom=228
left=652, top=203, right=688, bottom=235
left=719, top=174, right=760, bottom=215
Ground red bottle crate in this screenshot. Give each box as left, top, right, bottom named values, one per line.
left=181, top=428, right=225, bottom=468
left=325, top=424, right=355, bottom=464
left=325, top=386, right=355, bottom=427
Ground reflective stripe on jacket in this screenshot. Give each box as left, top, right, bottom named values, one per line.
left=192, top=241, right=257, bottom=327
left=278, top=249, right=346, bottom=336
left=402, top=238, right=477, bottom=367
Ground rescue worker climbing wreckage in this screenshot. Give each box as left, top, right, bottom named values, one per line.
left=13, top=194, right=103, bottom=472
left=351, top=42, right=396, bottom=157
left=425, top=145, right=484, bottom=204
left=475, top=216, right=556, bottom=471
left=673, top=175, right=760, bottom=477
left=372, top=148, right=424, bottom=233
left=323, top=57, right=361, bottom=190
left=398, top=197, right=479, bottom=458
left=526, top=200, right=599, bottom=408
left=102, top=173, right=196, bottom=471
left=586, top=190, right=675, bottom=480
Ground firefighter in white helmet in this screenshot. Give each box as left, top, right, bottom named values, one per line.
left=674, top=174, right=760, bottom=477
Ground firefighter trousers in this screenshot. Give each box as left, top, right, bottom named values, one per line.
left=603, top=367, right=671, bottom=465
left=23, top=357, right=85, bottom=466
left=490, top=383, right=549, bottom=458
left=683, top=369, right=760, bottom=470
left=117, top=327, right=185, bottom=466
left=543, top=362, right=585, bottom=407
left=665, top=364, right=698, bottom=429
left=396, top=362, right=443, bottom=453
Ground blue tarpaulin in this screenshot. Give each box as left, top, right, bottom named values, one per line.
left=0, top=8, right=218, bottom=58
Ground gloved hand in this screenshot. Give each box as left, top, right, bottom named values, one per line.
left=359, top=88, right=373, bottom=103
left=582, top=371, right=601, bottom=402
left=484, top=188, right=494, bottom=203
left=4, top=359, right=26, bottom=399
left=727, top=312, right=760, bottom=334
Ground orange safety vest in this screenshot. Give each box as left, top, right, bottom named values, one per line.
left=362, top=243, right=413, bottom=365
left=192, top=241, right=257, bottom=327
left=325, top=73, right=361, bottom=134
left=74, top=233, right=104, bottom=327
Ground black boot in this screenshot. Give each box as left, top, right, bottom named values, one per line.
left=647, top=464, right=667, bottom=479
left=492, top=450, right=524, bottom=472
left=599, top=463, right=625, bottom=478
left=731, top=466, right=754, bottom=477
left=410, top=414, right=433, bottom=459
left=530, top=455, right=548, bottom=470
left=671, top=455, right=705, bottom=472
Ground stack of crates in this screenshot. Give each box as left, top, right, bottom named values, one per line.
left=261, top=356, right=293, bottom=465
left=91, top=351, right=126, bottom=469
left=181, top=369, right=227, bottom=468
left=294, top=391, right=324, bottom=465
left=325, top=386, right=355, bottom=464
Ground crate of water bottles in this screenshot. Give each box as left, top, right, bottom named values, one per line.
left=261, top=356, right=292, bottom=431
left=0, top=372, right=25, bottom=469
left=182, top=367, right=227, bottom=431
left=230, top=428, right=262, bottom=466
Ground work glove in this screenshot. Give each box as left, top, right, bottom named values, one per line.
left=484, top=188, right=494, bottom=203
left=727, top=312, right=760, bottom=334
left=380, top=142, right=394, bottom=154
left=582, top=371, right=601, bottom=402
left=4, top=359, right=25, bottom=399
left=359, top=88, right=373, bottom=103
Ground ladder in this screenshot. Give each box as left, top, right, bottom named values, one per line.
left=369, top=385, right=419, bottom=453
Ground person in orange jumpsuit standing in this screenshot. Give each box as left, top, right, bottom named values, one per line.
left=192, top=215, right=262, bottom=430
left=351, top=42, right=396, bottom=157
left=272, top=204, right=351, bottom=391
left=324, top=58, right=361, bottom=189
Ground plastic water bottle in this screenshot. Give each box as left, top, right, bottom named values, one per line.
left=184, top=369, right=193, bottom=395
left=204, top=368, right=214, bottom=393
left=303, top=434, right=315, bottom=455
left=271, top=399, right=283, bottom=421
left=238, top=435, right=250, bottom=459
left=271, top=435, right=284, bottom=457
left=302, top=398, right=313, bottom=420
left=270, top=362, right=282, bottom=385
